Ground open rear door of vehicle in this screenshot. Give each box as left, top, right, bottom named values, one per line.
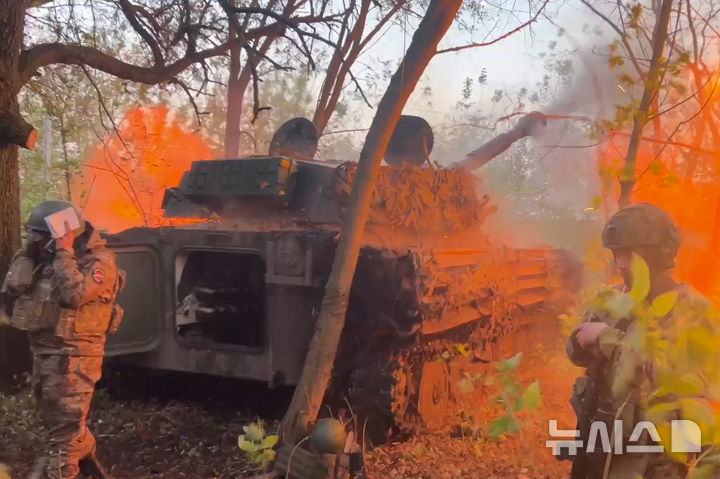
left=105, top=245, right=163, bottom=356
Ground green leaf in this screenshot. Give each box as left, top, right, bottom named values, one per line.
left=649, top=290, right=679, bottom=317
left=648, top=160, right=662, bottom=176
left=261, top=449, right=277, bottom=465
left=496, top=352, right=522, bottom=372
left=488, top=414, right=519, bottom=440
left=244, top=423, right=265, bottom=442
left=505, top=382, right=520, bottom=397
left=262, top=434, right=279, bottom=449
left=521, top=381, right=542, bottom=411
left=626, top=323, right=645, bottom=351
left=607, top=293, right=634, bottom=318
left=238, top=438, right=258, bottom=453
left=693, top=464, right=719, bottom=479
left=629, top=254, right=650, bottom=303
left=251, top=449, right=269, bottom=465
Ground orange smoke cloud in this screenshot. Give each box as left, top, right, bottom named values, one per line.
left=597, top=69, right=720, bottom=300
left=74, top=106, right=218, bottom=233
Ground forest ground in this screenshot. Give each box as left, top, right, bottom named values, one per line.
left=0, top=316, right=580, bottom=478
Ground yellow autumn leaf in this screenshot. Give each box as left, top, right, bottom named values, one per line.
left=655, top=422, right=687, bottom=464
left=686, top=326, right=718, bottom=362
left=629, top=254, right=650, bottom=303
left=645, top=399, right=679, bottom=418
left=652, top=368, right=706, bottom=399
left=678, top=398, right=716, bottom=445
left=648, top=290, right=679, bottom=317
left=693, top=463, right=720, bottom=479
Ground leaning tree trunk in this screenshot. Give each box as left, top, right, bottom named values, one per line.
left=618, top=0, right=674, bottom=208
left=280, top=0, right=463, bottom=441
left=0, top=0, right=33, bottom=390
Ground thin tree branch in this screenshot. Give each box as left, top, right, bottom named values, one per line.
left=612, top=131, right=719, bottom=156
left=579, top=0, right=645, bottom=79
left=243, top=44, right=293, bottom=72
left=80, top=65, right=147, bottom=223
left=437, top=0, right=549, bottom=54
left=117, top=0, right=164, bottom=66
left=19, top=22, right=285, bottom=88
left=357, top=0, right=408, bottom=52
left=618, top=0, right=674, bottom=206
left=170, top=78, right=205, bottom=129
left=636, top=74, right=720, bottom=181
left=647, top=73, right=713, bottom=121
left=248, top=53, right=271, bottom=125
left=322, top=127, right=370, bottom=136
left=348, top=69, right=372, bottom=108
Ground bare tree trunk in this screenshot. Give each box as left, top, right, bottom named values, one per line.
left=312, top=0, right=406, bottom=136
left=224, top=56, right=247, bottom=157
left=618, top=0, right=674, bottom=207
left=0, top=0, right=27, bottom=277
left=224, top=0, right=281, bottom=156
left=312, top=0, right=365, bottom=135
left=224, top=4, right=244, bottom=158
left=280, top=0, right=463, bottom=441
left=0, top=0, right=32, bottom=391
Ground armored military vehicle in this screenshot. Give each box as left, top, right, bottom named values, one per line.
left=102, top=114, right=577, bottom=443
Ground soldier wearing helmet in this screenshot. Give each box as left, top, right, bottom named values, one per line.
left=1, top=200, right=125, bottom=479
left=565, top=202, right=719, bottom=478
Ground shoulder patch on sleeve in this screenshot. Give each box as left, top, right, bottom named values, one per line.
left=92, top=268, right=104, bottom=284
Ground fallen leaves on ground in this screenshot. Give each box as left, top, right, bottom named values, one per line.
left=0, top=322, right=581, bottom=478
left=0, top=388, right=272, bottom=478
left=366, top=336, right=581, bottom=479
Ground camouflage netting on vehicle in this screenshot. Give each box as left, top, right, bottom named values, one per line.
left=416, top=248, right=563, bottom=340
left=343, top=163, right=497, bottom=234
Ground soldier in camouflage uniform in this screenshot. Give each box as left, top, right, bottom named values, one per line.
left=567, top=202, right=720, bottom=479
left=1, top=200, right=124, bottom=479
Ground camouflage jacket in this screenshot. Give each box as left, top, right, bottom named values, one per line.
left=3, top=225, right=122, bottom=357
left=567, top=283, right=720, bottom=478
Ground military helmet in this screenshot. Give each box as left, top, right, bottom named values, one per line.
left=26, top=200, right=85, bottom=237
left=601, top=202, right=680, bottom=268
left=385, top=115, right=434, bottom=167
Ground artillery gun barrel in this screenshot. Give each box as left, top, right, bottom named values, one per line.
left=456, top=111, right=547, bottom=171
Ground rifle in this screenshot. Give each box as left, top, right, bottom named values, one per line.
left=567, top=316, right=632, bottom=479
left=568, top=360, right=604, bottom=479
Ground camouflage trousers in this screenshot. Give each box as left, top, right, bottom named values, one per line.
left=32, top=354, right=103, bottom=479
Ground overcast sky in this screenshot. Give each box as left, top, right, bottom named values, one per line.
left=373, top=0, right=601, bottom=122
